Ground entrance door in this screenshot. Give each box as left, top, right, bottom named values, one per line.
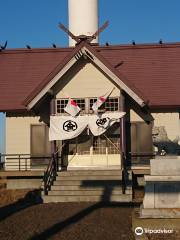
left=31, top=124, right=51, bottom=167
left=67, top=124, right=121, bottom=169
left=131, top=122, right=153, bottom=164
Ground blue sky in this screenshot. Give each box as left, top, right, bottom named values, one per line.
left=0, top=0, right=180, bottom=152
left=1, top=0, right=180, bottom=48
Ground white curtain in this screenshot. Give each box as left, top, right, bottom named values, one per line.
left=88, top=112, right=125, bottom=136
left=49, top=115, right=88, bottom=141
left=49, top=112, right=125, bottom=141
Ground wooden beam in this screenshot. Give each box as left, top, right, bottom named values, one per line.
left=50, top=99, right=57, bottom=154
left=58, top=23, right=79, bottom=43
left=120, top=94, right=126, bottom=167
left=90, top=21, right=109, bottom=41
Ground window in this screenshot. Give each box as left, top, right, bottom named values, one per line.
left=89, top=97, right=119, bottom=112
left=56, top=99, right=68, bottom=114
left=56, top=98, right=85, bottom=114
left=75, top=99, right=86, bottom=112
left=55, top=97, right=119, bottom=114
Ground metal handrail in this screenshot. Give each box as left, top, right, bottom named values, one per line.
left=43, top=144, right=65, bottom=195
left=0, top=153, right=52, bottom=171
left=44, top=152, right=58, bottom=195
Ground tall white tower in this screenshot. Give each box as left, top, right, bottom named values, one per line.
left=68, top=0, right=99, bottom=46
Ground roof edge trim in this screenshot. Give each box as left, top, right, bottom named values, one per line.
left=25, top=42, right=146, bottom=109
left=82, top=46, right=145, bottom=107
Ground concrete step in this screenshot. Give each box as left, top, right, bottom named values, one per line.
left=42, top=169, right=133, bottom=203
left=53, top=179, right=126, bottom=186
left=48, top=188, right=132, bottom=195
left=57, top=170, right=122, bottom=176
left=56, top=175, right=122, bottom=181
left=43, top=194, right=132, bottom=203
left=51, top=185, right=132, bottom=191
left=42, top=187, right=132, bottom=196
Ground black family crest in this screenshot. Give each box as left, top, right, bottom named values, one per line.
left=96, top=117, right=110, bottom=128
left=63, top=120, right=77, bottom=132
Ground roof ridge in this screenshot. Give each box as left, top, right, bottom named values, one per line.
left=2, top=41, right=180, bottom=54
left=96, top=42, right=180, bottom=51
left=0, top=47, right=73, bottom=54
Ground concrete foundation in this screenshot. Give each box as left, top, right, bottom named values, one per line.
left=141, top=158, right=180, bottom=218
left=140, top=206, right=180, bottom=218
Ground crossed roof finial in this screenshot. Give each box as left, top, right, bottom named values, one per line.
left=59, top=21, right=109, bottom=45
left=0, top=41, right=7, bottom=51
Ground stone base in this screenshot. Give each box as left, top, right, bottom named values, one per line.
left=140, top=205, right=180, bottom=218
left=151, top=158, right=180, bottom=176
left=143, top=176, right=180, bottom=209
left=141, top=158, right=180, bottom=218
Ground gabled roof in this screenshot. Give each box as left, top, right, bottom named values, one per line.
left=24, top=41, right=146, bottom=109
left=98, top=43, right=180, bottom=109
left=1, top=42, right=180, bottom=111
left=0, top=47, right=71, bottom=111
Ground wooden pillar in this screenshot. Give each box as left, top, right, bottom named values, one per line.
left=120, top=93, right=126, bottom=170
left=50, top=99, right=57, bottom=154
left=50, top=98, right=67, bottom=171
left=119, top=92, right=129, bottom=194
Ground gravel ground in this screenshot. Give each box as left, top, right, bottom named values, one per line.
left=0, top=201, right=135, bottom=240
left=0, top=187, right=179, bottom=240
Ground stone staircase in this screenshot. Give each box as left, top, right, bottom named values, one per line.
left=42, top=169, right=133, bottom=203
